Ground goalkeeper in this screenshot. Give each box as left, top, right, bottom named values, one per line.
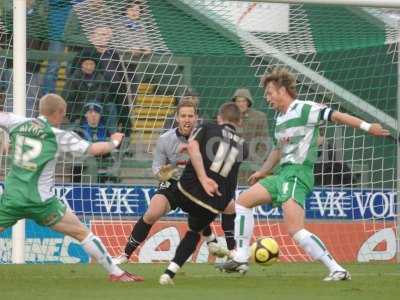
left=114, top=100, right=236, bottom=265
left=0, top=94, right=142, bottom=282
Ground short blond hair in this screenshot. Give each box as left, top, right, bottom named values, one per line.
left=39, top=94, right=66, bottom=116
left=177, top=99, right=198, bottom=115
left=261, top=67, right=298, bottom=99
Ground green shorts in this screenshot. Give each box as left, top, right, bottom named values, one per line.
left=258, top=164, right=314, bottom=208
left=0, top=190, right=66, bottom=228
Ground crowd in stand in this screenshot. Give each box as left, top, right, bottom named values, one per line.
left=0, top=0, right=356, bottom=186
left=0, top=0, right=149, bottom=131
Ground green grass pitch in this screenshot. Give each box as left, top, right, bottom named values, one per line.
left=0, top=262, right=398, bottom=300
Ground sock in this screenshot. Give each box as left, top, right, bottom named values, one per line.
left=202, top=225, right=212, bottom=237
left=222, top=213, right=236, bottom=250
left=171, top=230, right=201, bottom=269
left=203, top=226, right=217, bottom=244
left=293, top=229, right=345, bottom=273
left=234, top=204, right=254, bottom=262
left=81, top=232, right=124, bottom=276
left=164, top=262, right=180, bottom=279
left=124, top=217, right=152, bottom=257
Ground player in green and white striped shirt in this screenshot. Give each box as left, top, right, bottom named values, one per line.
left=217, top=68, right=389, bottom=281
left=0, top=94, right=142, bottom=282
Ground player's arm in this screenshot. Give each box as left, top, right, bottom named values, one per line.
left=87, top=132, right=124, bottom=156
left=187, top=138, right=221, bottom=197
left=330, top=111, right=390, bottom=136
left=57, top=129, right=124, bottom=156
left=248, top=148, right=281, bottom=186
left=0, top=112, right=28, bottom=131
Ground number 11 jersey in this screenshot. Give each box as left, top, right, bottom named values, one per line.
left=179, top=122, right=248, bottom=213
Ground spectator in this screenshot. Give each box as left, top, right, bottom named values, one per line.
left=42, top=0, right=72, bottom=95
left=231, top=88, right=270, bottom=184
left=1, top=7, right=42, bottom=117
left=73, top=102, right=118, bottom=183
left=87, top=26, right=130, bottom=135
left=62, top=49, right=107, bottom=124
left=79, top=102, right=109, bottom=142
left=123, top=1, right=152, bottom=56
left=120, top=0, right=152, bottom=102
left=1, top=64, right=42, bottom=117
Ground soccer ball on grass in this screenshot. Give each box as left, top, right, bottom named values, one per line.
left=250, top=237, right=279, bottom=266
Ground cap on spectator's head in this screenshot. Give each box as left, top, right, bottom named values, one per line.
left=84, top=102, right=103, bottom=114
left=78, top=48, right=98, bottom=66
left=231, top=88, right=253, bottom=107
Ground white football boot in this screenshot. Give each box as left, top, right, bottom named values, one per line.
left=215, top=259, right=249, bottom=275
left=112, top=253, right=129, bottom=265
left=207, top=242, right=231, bottom=258
left=323, top=270, right=351, bottom=282
left=159, top=273, right=174, bottom=285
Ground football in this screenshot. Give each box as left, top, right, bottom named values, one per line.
left=250, top=237, right=279, bottom=266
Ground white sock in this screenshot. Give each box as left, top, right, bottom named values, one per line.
left=81, top=233, right=124, bottom=276
left=167, top=261, right=180, bottom=274
left=293, top=229, right=345, bottom=273
left=204, top=233, right=216, bottom=243
left=234, top=203, right=254, bottom=263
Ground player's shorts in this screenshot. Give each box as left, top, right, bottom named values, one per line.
left=155, top=179, right=181, bottom=210
left=258, top=164, right=314, bottom=208
left=155, top=180, right=217, bottom=232
left=0, top=189, right=67, bottom=228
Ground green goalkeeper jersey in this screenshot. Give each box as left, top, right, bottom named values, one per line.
left=0, top=113, right=90, bottom=202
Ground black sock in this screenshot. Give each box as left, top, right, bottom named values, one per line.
left=202, top=225, right=217, bottom=243
left=165, top=269, right=176, bottom=279
left=202, top=225, right=212, bottom=237
left=222, top=213, right=236, bottom=250
left=124, top=217, right=152, bottom=257
left=171, top=230, right=201, bottom=268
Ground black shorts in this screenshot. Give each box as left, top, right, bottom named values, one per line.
left=155, top=180, right=217, bottom=232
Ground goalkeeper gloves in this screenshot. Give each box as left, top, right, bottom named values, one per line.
left=157, top=164, right=179, bottom=182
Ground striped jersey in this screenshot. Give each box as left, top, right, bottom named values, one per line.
left=274, top=99, right=331, bottom=168
left=0, top=113, right=90, bottom=202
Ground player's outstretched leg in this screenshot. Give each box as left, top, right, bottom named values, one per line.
left=221, top=200, right=237, bottom=256
left=115, top=194, right=171, bottom=264
left=216, top=184, right=270, bottom=274
left=160, top=230, right=201, bottom=285
left=215, top=203, right=251, bottom=274
left=283, top=199, right=351, bottom=282
left=114, top=216, right=153, bottom=264
left=52, top=210, right=143, bottom=282
left=293, top=229, right=351, bottom=281
left=81, top=233, right=144, bottom=282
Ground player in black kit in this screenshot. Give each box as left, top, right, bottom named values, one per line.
left=159, top=102, right=248, bottom=285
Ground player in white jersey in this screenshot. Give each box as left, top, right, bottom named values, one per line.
left=217, top=68, right=390, bottom=281
left=0, top=94, right=143, bottom=282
